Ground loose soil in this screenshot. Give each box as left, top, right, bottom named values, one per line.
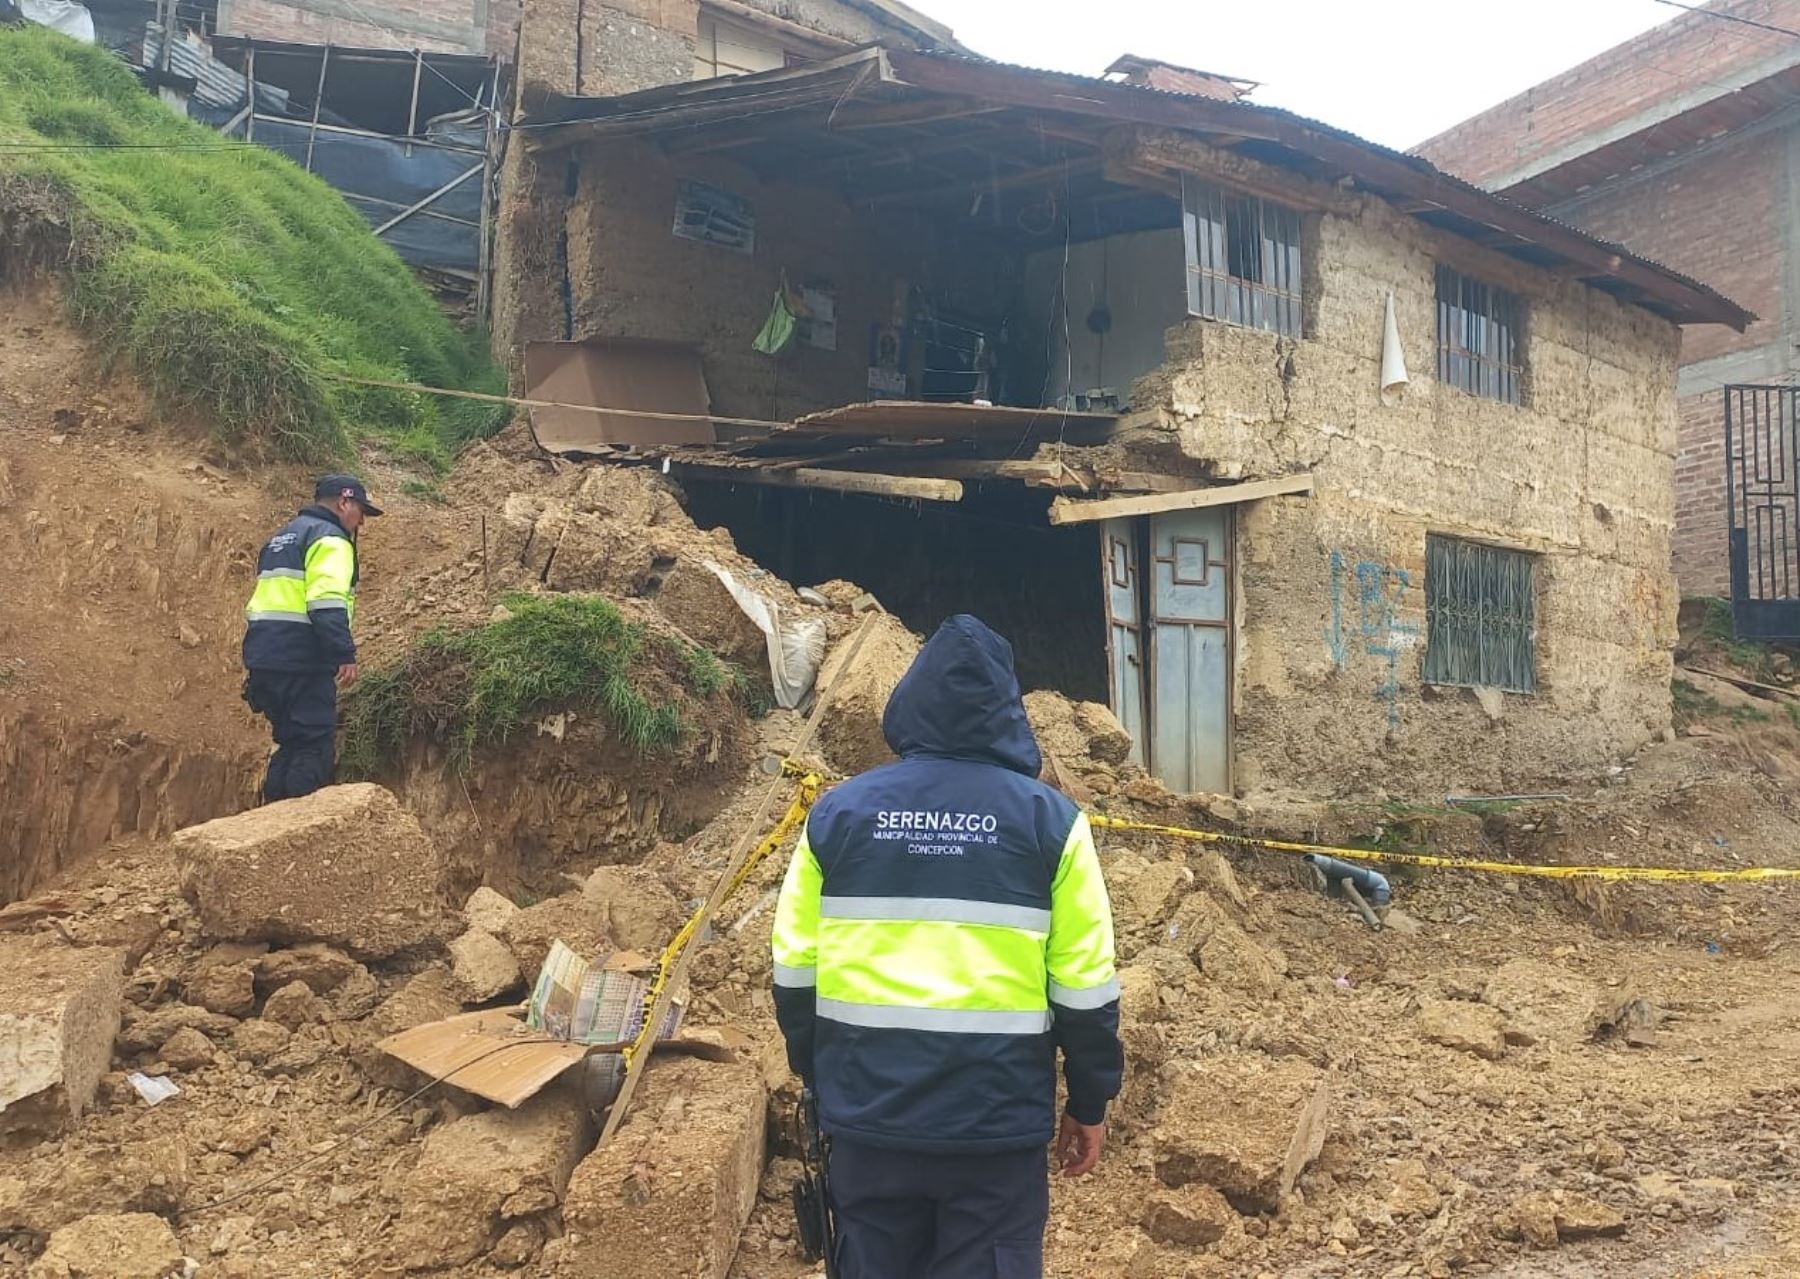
left=10, top=290, right=1800, bottom=1277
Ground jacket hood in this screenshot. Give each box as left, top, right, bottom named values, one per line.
left=881, top=615, right=1042, bottom=777
left=300, top=503, right=349, bottom=534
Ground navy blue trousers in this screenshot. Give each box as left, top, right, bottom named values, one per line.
left=244, top=669, right=337, bottom=803
left=829, top=1140, right=1048, bottom=1279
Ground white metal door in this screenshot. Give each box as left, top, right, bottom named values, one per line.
left=1148, top=507, right=1232, bottom=794
left=1100, top=518, right=1146, bottom=765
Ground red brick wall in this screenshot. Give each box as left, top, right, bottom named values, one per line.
left=1674, top=391, right=1732, bottom=597
left=1558, top=127, right=1785, bottom=366
left=1416, top=0, right=1793, bottom=184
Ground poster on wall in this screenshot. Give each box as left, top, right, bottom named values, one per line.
left=673, top=180, right=755, bottom=254
left=801, top=283, right=837, bottom=351
left=868, top=323, right=908, bottom=398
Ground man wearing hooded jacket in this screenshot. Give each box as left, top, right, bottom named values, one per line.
left=772, top=614, right=1124, bottom=1279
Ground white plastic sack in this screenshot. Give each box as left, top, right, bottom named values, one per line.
left=705, top=560, right=827, bottom=709
left=21, top=0, right=95, bottom=42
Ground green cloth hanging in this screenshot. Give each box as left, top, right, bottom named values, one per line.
left=753, top=289, right=797, bottom=356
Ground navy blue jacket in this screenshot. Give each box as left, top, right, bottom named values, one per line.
left=773, top=615, right=1124, bottom=1154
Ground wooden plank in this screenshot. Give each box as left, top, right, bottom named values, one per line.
left=372, top=163, right=484, bottom=235
left=1048, top=473, right=1315, bottom=524
left=672, top=461, right=963, bottom=502
left=1681, top=665, right=1800, bottom=701
left=789, top=400, right=1117, bottom=440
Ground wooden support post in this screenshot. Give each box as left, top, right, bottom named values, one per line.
left=372, top=163, right=484, bottom=236
left=245, top=48, right=256, bottom=142
left=408, top=49, right=424, bottom=138
left=305, top=44, right=330, bottom=174
left=1048, top=473, right=1315, bottom=525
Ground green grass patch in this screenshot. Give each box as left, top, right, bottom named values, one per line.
left=0, top=27, right=506, bottom=465
left=1672, top=677, right=1717, bottom=719
left=340, top=594, right=749, bottom=775
left=1699, top=598, right=1776, bottom=678
left=400, top=478, right=449, bottom=505
left=1787, top=702, right=1800, bottom=732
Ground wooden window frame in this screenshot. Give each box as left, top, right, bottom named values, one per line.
left=1181, top=173, right=1304, bottom=338
left=1436, top=266, right=1524, bottom=405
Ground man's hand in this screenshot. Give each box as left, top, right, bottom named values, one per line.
left=336, top=662, right=360, bottom=687
left=1055, top=1112, right=1105, bottom=1178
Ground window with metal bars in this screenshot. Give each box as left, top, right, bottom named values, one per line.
left=1436, top=267, right=1524, bottom=405
left=1423, top=536, right=1538, bottom=693
left=1181, top=175, right=1304, bottom=338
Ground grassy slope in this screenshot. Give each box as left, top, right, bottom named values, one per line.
left=0, top=26, right=505, bottom=465
left=339, top=594, right=755, bottom=775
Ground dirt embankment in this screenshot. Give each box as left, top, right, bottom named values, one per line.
left=0, top=287, right=275, bottom=904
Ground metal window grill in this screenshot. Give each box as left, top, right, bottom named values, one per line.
left=1436, top=267, right=1523, bottom=405
left=1182, top=175, right=1303, bottom=338
left=1423, top=536, right=1538, bottom=693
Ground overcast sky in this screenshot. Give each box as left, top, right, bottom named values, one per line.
left=909, top=0, right=1694, bottom=150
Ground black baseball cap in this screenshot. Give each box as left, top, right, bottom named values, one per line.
left=315, top=473, right=385, bottom=517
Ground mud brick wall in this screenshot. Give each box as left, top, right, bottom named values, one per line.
left=490, top=0, right=939, bottom=370
left=1122, top=157, right=1683, bottom=798
left=216, top=0, right=507, bottom=55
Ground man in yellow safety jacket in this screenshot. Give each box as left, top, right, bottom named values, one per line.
left=241, top=474, right=382, bottom=803
left=772, top=614, right=1124, bottom=1279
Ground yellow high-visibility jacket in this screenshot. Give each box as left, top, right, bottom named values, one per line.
left=242, top=505, right=358, bottom=671
left=772, top=615, right=1123, bottom=1154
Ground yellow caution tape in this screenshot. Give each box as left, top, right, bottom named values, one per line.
left=1090, top=813, right=1800, bottom=884
left=623, top=771, right=823, bottom=1068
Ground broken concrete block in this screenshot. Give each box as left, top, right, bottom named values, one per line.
left=256, top=944, right=364, bottom=995
left=261, top=981, right=328, bottom=1031
left=27, top=1212, right=183, bottom=1279
left=185, top=963, right=256, bottom=1019
left=581, top=865, right=683, bottom=951
left=231, top=1019, right=291, bottom=1066
left=1508, top=1190, right=1626, bottom=1249
left=464, top=887, right=519, bottom=935
left=0, top=936, right=126, bottom=1141
left=556, top=1059, right=767, bottom=1279
left=358, top=971, right=464, bottom=1090
left=450, top=930, right=523, bottom=1003
left=1154, top=1056, right=1330, bottom=1214
left=1482, top=959, right=1603, bottom=1046
left=173, top=783, right=451, bottom=959
left=1418, top=998, right=1507, bottom=1061
left=501, top=895, right=609, bottom=982
left=157, top=1026, right=216, bottom=1072
left=116, top=1004, right=239, bottom=1055
left=389, top=1089, right=595, bottom=1270
left=1142, top=1184, right=1236, bottom=1246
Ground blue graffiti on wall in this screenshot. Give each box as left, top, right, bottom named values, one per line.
left=1326, top=551, right=1418, bottom=728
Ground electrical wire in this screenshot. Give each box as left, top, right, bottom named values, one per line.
left=1651, top=0, right=1800, bottom=40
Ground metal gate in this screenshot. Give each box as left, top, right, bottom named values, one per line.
left=1725, top=385, right=1800, bottom=640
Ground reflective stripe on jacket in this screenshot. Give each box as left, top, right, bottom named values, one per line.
left=771, top=615, right=1123, bottom=1155
left=242, top=505, right=358, bottom=672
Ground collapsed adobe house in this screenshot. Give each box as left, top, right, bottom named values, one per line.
left=489, top=25, right=1752, bottom=801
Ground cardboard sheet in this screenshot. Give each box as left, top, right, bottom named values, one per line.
left=377, top=942, right=689, bottom=1108
left=524, top=338, right=716, bottom=453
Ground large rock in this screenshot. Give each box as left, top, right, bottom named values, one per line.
left=501, top=894, right=610, bottom=982
left=581, top=866, right=683, bottom=952
left=1154, top=1056, right=1330, bottom=1214
left=0, top=936, right=125, bottom=1141
left=1417, top=998, right=1507, bottom=1061
left=1483, top=959, right=1605, bottom=1046
left=555, top=1059, right=767, bottom=1279
left=173, top=784, right=451, bottom=959
left=812, top=613, right=921, bottom=776
left=450, top=930, right=523, bottom=1003
left=464, top=887, right=520, bottom=936
left=185, top=963, right=257, bottom=1019
left=255, top=944, right=364, bottom=995
left=1508, top=1190, right=1627, bottom=1248
left=27, top=1213, right=182, bottom=1279
left=1142, top=1184, right=1236, bottom=1246
left=389, top=1090, right=595, bottom=1270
